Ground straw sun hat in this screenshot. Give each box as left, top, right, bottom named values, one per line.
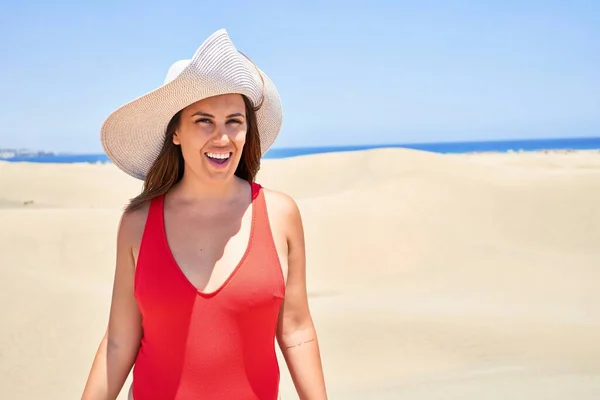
left=100, top=28, right=283, bottom=180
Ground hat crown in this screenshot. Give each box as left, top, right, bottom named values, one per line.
left=164, top=60, right=190, bottom=84
left=171, top=29, right=263, bottom=108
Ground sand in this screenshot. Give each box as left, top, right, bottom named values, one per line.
left=1, top=148, right=599, bottom=399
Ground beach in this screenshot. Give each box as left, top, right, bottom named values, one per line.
left=1, top=147, right=599, bottom=399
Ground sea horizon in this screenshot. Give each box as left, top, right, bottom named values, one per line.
left=1, top=136, right=599, bottom=164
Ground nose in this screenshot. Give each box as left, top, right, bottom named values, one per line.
left=212, top=129, right=231, bottom=146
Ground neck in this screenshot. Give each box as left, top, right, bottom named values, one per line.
left=173, top=171, right=243, bottom=203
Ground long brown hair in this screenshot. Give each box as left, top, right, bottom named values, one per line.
left=125, top=95, right=262, bottom=213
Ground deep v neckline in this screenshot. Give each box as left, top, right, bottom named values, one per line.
left=158, top=183, right=258, bottom=299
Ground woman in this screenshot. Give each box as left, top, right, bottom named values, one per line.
left=81, top=29, right=328, bottom=400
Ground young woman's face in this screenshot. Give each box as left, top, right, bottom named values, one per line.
left=173, top=93, right=247, bottom=182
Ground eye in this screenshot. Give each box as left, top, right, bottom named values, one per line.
left=227, top=119, right=243, bottom=124
left=194, top=118, right=212, bottom=124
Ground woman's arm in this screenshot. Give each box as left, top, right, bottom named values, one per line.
left=275, top=194, right=328, bottom=400
left=81, top=210, right=144, bottom=399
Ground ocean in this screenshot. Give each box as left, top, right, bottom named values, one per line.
left=2, top=136, right=599, bottom=164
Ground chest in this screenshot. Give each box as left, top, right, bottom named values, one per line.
left=163, top=202, right=254, bottom=295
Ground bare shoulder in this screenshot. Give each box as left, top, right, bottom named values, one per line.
left=119, top=203, right=149, bottom=236
left=261, top=187, right=304, bottom=242
left=117, top=201, right=151, bottom=259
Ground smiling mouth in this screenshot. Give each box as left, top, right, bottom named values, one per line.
left=205, top=152, right=232, bottom=166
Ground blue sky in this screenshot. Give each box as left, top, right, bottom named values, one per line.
left=1, top=0, right=598, bottom=153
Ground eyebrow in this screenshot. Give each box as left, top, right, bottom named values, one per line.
left=190, top=111, right=245, bottom=119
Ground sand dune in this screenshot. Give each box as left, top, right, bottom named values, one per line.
left=1, top=148, right=599, bottom=399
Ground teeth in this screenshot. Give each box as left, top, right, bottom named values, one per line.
left=206, top=152, right=230, bottom=160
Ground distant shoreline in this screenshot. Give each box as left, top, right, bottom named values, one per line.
left=1, top=136, right=599, bottom=164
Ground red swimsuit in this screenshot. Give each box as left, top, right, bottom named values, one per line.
left=131, top=182, right=285, bottom=399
